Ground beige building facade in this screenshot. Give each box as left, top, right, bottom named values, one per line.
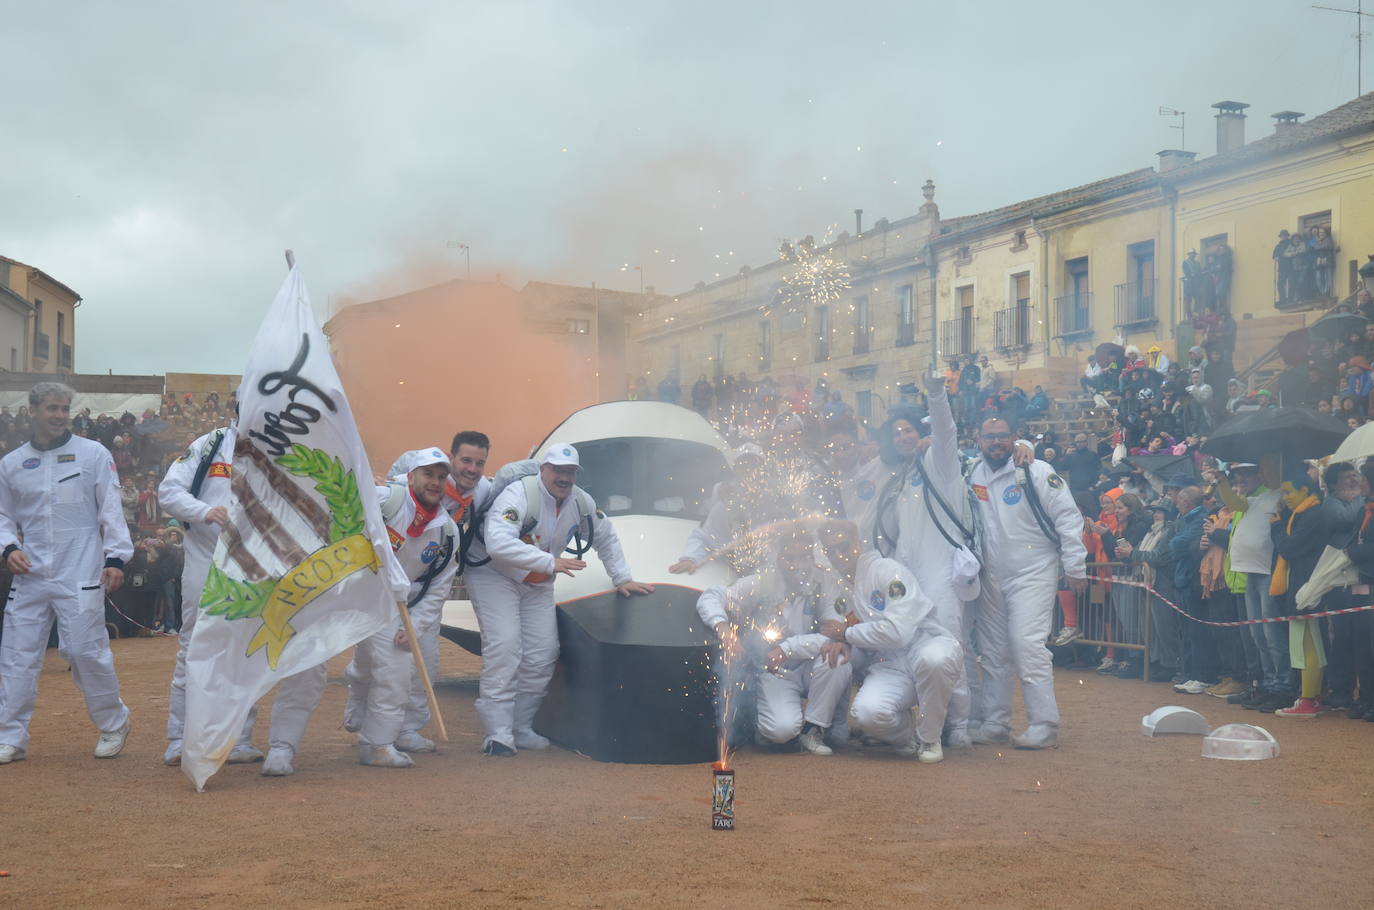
left=631, top=92, right=1374, bottom=418
left=0, top=254, right=80, bottom=374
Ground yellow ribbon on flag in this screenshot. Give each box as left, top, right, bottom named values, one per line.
left=246, top=534, right=380, bottom=668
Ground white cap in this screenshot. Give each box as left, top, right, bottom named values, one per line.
left=395, top=447, right=449, bottom=476
left=951, top=546, right=981, bottom=602
left=541, top=442, right=580, bottom=467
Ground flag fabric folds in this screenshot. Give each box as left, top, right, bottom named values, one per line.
left=181, top=265, right=409, bottom=791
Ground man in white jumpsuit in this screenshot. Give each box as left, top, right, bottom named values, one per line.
left=468, top=442, right=654, bottom=755
left=0, top=382, right=134, bottom=764
left=669, top=444, right=766, bottom=576
left=383, top=430, right=492, bottom=748
left=967, top=417, right=1087, bottom=750
left=817, top=519, right=962, bottom=763
left=868, top=375, right=975, bottom=747
left=344, top=447, right=459, bottom=756
left=261, top=449, right=454, bottom=775
left=696, top=527, right=852, bottom=754
left=158, top=423, right=263, bottom=766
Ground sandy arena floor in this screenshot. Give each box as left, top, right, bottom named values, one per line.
left=2, top=635, right=1372, bottom=909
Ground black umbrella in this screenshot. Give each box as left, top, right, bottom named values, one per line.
left=1308, top=312, right=1368, bottom=344
left=1127, top=453, right=1201, bottom=482
left=1095, top=342, right=1126, bottom=370
left=1201, top=406, right=1349, bottom=462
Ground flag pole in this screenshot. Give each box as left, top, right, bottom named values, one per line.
left=397, top=600, right=449, bottom=741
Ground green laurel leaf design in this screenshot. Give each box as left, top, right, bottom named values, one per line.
left=276, top=443, right=365, bottom=542
left=201, top=564, right=277, bottom=619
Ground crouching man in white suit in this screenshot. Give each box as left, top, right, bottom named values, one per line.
left=697, top=526, right=852, bottom=755
left=816, top=519, right=962, bottom=764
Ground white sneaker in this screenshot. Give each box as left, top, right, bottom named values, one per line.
left=1011, top=728, right=1059, bottom=750
left=261, top=746, right=295, bottom=777
left=917, top=740, right=944, bottom=763
left=799, top=726, right=833, bottom=756
left=1051, top=626, right=1082, bottom=647
left=359, top=744, right=415, bottom=768
left=893, top=732, right=920, bottom=756
left=342, top=689, right=364, bottom=734
left=163, top=740, right=182, bottom=766
left=513, top=728, right=550, bottom=750
left=971, top=725, right=1010, bottom=745
left=395, top=732, right=436, bottom=753
left=0, top=744, right=26, bottom=764
left=1095, top=655, right=1116, bottom=672
left=1174, top=679, right=1208, bottom=695
left=94, top=719, right=131, bottom=759
left=943, top=728, right=972, bottom=749
left=227, top=743, right=265, bottom=764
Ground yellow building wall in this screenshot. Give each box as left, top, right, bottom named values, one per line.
left=4, top=268, right=78, bottom=374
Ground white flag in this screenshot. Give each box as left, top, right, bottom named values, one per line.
left=181, top=265, right=408, bottom=791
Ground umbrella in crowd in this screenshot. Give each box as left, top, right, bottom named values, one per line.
left=1094, top=342, right=1126, bottom=369
left=1127, top=453, right=1202, bottom=483
left=1307, top=311, right=1368, bottom=344
left=1330, top=421, right=1374, bottom=464
left=1201, top=406, right=1349, bottom=463
left=1277, top=329, right=1311, bottom=366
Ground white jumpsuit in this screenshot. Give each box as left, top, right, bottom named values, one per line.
left=836, top=552, right=963, bottom=748
left=158, top=426, right=257, bottom=750
left=877, top=387, right=972, bottom=739
left=467, top=477, right=632, bottom=749
left=967, top=459, right=1086, bottom=742
left=343, top=487, right=458, bottom=743
left=0, top=433, right=134, bottom=751
left=267, top=486, right=456, bottom=752
left=696, top=570, right=852, bottom=744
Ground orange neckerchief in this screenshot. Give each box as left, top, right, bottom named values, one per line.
left=408, top=490, right=439, bottom=538
left=445, top=480, right=474, bottom=522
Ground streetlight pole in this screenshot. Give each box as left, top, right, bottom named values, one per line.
left=446, top=241, right=470, bottom=278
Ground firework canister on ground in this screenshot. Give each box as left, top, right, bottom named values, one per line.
left=712, top=767, right=735, bottom=830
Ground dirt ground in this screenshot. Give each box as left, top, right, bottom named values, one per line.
left=3, top=636, right=1373, bottom=910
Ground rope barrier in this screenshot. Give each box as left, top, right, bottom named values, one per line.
left=105, top=595, right=178, bottom=637
left=1110, top=577, right=1374, bottom=627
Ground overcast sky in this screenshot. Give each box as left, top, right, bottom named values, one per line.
left=1, top=0, right=1360, bottom=375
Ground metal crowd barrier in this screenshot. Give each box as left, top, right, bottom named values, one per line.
left=1056, top=560, right=1153, bottom=680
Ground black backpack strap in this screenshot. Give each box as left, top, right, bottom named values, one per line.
left=407, top=532, right=454, bottom=608
left=871, top=464, right=908, bottom=557
left=1018, top=466, right=1063, bottom=552
left=189, top=429, right=226, bottom=500
left=912, top=455, right=977, bottom=550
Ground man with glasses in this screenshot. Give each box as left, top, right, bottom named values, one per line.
left=967, top=417, right=1087, bottom=750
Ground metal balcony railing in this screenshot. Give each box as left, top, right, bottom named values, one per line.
left=853, top=327, right=870, bottom=355
left=34, top=332, right=49, bottom=361
left=1052, top=292, right=1092, bottom=337
left=1114, top=278, right=1156, bottom=326
left=59, top=343, right=72, bottom=370
left=896, top=322, right=916, bottom=347
left=939, top=317, right=974, bottom=356
left=994, top=305, right=1034, bottom=349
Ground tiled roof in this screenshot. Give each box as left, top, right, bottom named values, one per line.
left=1167, top=91, right=1374, bottom=181
left=935, top=168, right=1158, bottom=240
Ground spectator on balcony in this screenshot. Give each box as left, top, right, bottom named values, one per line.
left=1026, top=385, right=1050, bottom=420
left=1356, top=287, right=1374, bottom=321
left=1284, top=233, right=1313, bottom=302
left=1193, top=307, right=1220, bottom=349
left=1183, top=249, right=1203, bottom=312
left=1273, top=230, right=1295, bottom=306
left=1310, top=225, right=1335, bottom=299
left=1208, top=240, right=1234, bottom=308
left=1225, top=378, right=1247, bottom=415
left=1215, top=310, right=1238, bottom=361
left=978, top=354, right=996, bottom=393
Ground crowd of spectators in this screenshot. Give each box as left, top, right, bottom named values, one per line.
left=0, top=389, right=236, bottom=636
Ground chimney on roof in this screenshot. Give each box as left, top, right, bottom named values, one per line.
left=854, top=208, right=863, bottom=236
left=1212, top=100, right=1249, bottom=154
left=1157, top=149, right=1198, bottom=173
left=1271, top=110, right=1304, bottom=134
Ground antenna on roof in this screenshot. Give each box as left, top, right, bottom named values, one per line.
left=1158, top=106, right=1186, bottom=150
left=1314, top=1, right=1374, bottom=96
